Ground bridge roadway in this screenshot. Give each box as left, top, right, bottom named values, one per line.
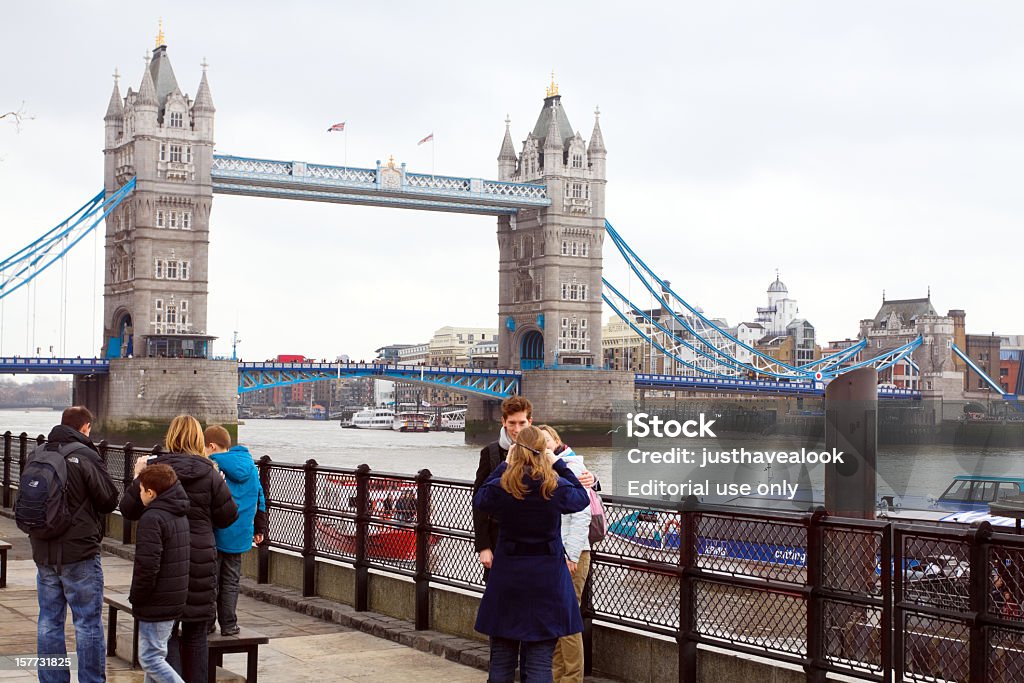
left=0, top=357, right=926, bottom=399
left=211, top=154, right=551, bottom=216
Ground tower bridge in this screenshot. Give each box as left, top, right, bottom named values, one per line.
left=3, top=32, right=1016, bottom=441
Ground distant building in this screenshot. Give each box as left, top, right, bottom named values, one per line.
left=467, top=340, right=499, bottom=368
left=1001, top=337, right=1023, bottom=394
left=375, top=344, right=415, bottom=364
left=397, top=343, right=429, bottom=365
left=755, top=274, right=800, bottom=337
left=858, top=293, right=958, bottom=393
left=427, top=326, right=498, bottom=367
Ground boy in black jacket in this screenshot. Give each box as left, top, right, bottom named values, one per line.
left=131, top=464, right=191, bottom=683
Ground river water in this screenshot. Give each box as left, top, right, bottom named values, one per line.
left=4, top=409, right=1023, bottom=504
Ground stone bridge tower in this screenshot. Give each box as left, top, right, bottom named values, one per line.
left=75, top=30, right=237, bottom=440
left=101, top=34, right=214, bottom=360
left=466, top=78, right=632, bottom=444
left=496, top=77, right=607, bottom=370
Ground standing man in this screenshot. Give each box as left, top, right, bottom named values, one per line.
left=473, top=396, right=533, bottom=571
left=473, top=396, right=597, bottom=570
left=20, top=406, right=119, bottom=683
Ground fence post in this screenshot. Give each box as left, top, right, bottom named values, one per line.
left=354, top=463, right=370, bottom=612
left=969, top=521, right=993, bottom=683
left=680, top=495, right=698, bottom=683
left=96, top=440, right=109, bottom=535
left=880, top=522, right=893, bottom=683
left=2, top=431, right=11, bottom=508
left=805, top=508, right=827, bottom=683
left=301, top=459, right=318, bottom=598
left=122, top=443, right=135, bottom=544
left=18, top=433, right=28, bottom=482
left=256, top=455, right=272, bottom=585
left=414, top=468, right=432, bottom=630
left=581, top=550, right=595, bottom=676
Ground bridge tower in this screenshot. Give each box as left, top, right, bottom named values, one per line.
left=469, top=78, right=632, bottom=442
left=76, top=31, right=237, bottom=440
left=496, top=77, right=607, bottom=370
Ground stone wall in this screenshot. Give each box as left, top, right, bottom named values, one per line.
left=74, top=357, right=238, bottom=441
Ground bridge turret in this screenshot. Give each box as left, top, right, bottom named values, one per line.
left=497, top=115, right=517, bottom=181
left=192, top=66, right=215, bottom=140
left=587, top=107, right=607, bottom=208
left=104, top=75, right=124, bottom=150
left=542, top=99, right=564, bottom=177
left=133, top=55, right=159, bottom=137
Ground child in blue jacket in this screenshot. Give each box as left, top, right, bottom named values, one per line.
left=204, top=425, right=268, bottom=636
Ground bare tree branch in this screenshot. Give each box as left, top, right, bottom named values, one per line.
left=1, top=103, right=34, bottom=132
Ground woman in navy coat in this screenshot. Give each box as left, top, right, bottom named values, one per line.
left=473, top=425, right=591, bottom=683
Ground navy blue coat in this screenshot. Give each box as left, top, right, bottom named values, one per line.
left=473, top=459, right=590, bottom=641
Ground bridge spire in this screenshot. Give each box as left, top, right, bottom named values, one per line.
left=137, top=52, right=158, bottom=108
left=104, top=70, right=124, bottom=122
left=588, top=105, right=606, bottom=157
left=497, top=114, right=517, bottom=180
left=193, top=62, right=215, bottom=114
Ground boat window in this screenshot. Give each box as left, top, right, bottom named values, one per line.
left=996, top=482, right=1021, bottom=501
left=970, top=480, right=997, bottom=502
left=940, top=479, right=972, bottom=502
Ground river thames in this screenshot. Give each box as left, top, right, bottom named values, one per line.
left=3, top=409, right=1023, bottom=504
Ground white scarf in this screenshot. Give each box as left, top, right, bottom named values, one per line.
left=498, top=426, right=512, bottom=451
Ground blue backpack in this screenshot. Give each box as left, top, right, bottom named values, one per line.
left=15, top=442, right=87, bottom=539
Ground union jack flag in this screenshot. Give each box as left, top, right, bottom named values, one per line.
left=417, top=132, right=434, bottom=145
left=327, top=122, right=346, bottom=132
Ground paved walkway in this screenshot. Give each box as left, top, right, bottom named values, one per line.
left=0, top=515, right=484, bottom=682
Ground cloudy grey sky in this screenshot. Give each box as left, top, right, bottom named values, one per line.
left=1, top=2, right=1021, bottom=362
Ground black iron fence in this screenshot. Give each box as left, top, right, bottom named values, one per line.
left=4, top=430, right=1024, bottom=682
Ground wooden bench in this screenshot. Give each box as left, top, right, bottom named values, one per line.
left=207, top=627, right=269, bottom=683
left=104, top=592, right=269, bottom=682
left=104, top=593, right=140, bottom=668
left=0, top=540, right=12, bottom=588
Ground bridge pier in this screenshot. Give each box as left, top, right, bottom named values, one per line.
left=73, top=358, right=238, bottom=445
left=465, top=369, right=634, bottom=446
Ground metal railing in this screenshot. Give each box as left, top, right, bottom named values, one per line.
left=4, top=430, right=1024, bottom=682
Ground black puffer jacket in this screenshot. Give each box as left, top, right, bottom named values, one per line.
left=129, top=481, right=191, bottom=622
left=28, top=425, right=119, bottom=566
left=120, top=453, right=238, bottom=622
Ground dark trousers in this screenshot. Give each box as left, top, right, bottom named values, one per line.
left=214, top=552, right=243, bottom=631
left=168, top=620, right=209, bottom=683
left=488, top=636, right=556, bottom=683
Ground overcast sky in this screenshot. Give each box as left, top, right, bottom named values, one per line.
left=1, top=2, right=1021, bottom=362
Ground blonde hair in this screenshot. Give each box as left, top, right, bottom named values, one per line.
left=536, top=424, right=562, bottom=447
left=165, top=415, right=207, bottom=457
left=500, top=425, right=559, bottom=500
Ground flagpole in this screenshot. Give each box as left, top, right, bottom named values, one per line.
left=431, top=132, right=435, bottom=178
left=344, top=127, right=348, bottom=170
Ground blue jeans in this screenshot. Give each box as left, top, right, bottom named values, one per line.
left=36, top=554, right=105, bottom=683
left=138, top=620, right=183, bottom=683
left=488, top=637, right=556, bottom=683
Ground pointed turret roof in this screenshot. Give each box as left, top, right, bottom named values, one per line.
left=193, top=66, right=215, bottom=113
left=104, top=74, right=124, bottom=121
left=588, top=107, right=606, bottom=154
left=137, top=55, right=158, bottom=108
left=543, top=101, right=564, bottom=151
left=148, top=45, right=180, bottom=108
left=498, top=115, right=516, bottom=161
left=532, top=95, right=574, bottom=150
